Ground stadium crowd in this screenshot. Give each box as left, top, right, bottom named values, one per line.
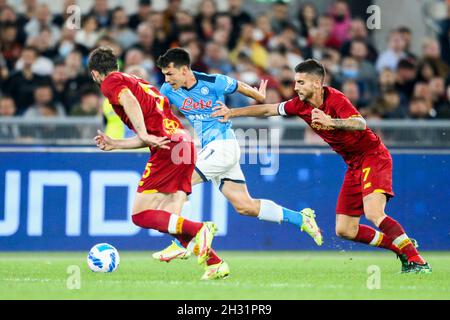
left=0, top=0, right=450, bottom=129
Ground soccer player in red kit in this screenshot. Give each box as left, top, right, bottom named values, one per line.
left=212, top=59, right=431, bottom=274
left=88, top=47, right=229, bottom=280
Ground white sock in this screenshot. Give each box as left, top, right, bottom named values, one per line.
left=258, top=199, right=283, bottom=223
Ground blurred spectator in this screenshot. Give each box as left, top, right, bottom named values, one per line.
left=28, top=27, right=59, bottom=60
left=436, top=83, right=450, bottom=118
left=437, top=1, right=450, bottom=64
left=70, top=85, right=101, bottom=116
left=213, top=12, right=233, bottom=49
left=89, top=0, right=112, bottom=28
left=376, top=29, right=407, bottom=72
left=348, top=39, right=378, bottom=99
left=254, top=14, right=274, bottom=47
left=328, top=0, right=351, bottom=46
left=395, top=58, right=417, bottom=99
left=0, top=95, right=20, bottom=138
left=397, top=26, right=416, bottom=61
left=24, top=83, right=65, bottom=117
left=230, top=23, right=268, bottom=70
left=422, top=38, right=449, bottom=76
left=24, top=4, right=61, bottom=47
left=276, top=66, right=295, bottom=100
left=0, top=22, right=22, bottom=70
left=124, top=47, right=156, bottom=83
left=297, top=2, right=318, bottom=40
left=268, top=24, right=303, bottom=70
left=409, top=96, right=436, bottom=119
left=429, top=77, right=447, bottom=111
left=316, top=15, right=340, bottom=49
left=134, top=23, right=155, bottom=58
left=183, top=39, right=208, bottom=73
left=413, top=82, right=434, bottom=111
left=0, top=5, right=27, bottom=45
left=109, top=7, right=139, bottom=50
left=196, top=0, right=217, bottom=41
left=51, top=61, right=69, bottom=112
left=204, top=41, right=233, bottom=74
left=416, top=58, right=441, bottom=82
left=4, top=46, right=50, bottom=114
left=64, top=50, right=91, bottom=111
left=0, top=95, right=16, bottom=116
left=373, top=88, right=407, bottom=119
left=228, top=0, right=252, bottom=49
left=149, top=11, right=172, bottom=59
left=340, top=18, right=378, bottom=63
left=163, top=0, right=182, bottom=35
left=341, top=79, right=367, bottom=108
left=75, top=14, right=100, bottom=50
left=270, top=1, right=289, bottom=34
left=129, top=0, right=153, bottom=30
left=56, top=24, right=78, bottom=59
left=17, top=0, right=37, bottom=28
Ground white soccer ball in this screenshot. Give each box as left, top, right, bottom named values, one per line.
left=87, top=243, right=120, bottom=273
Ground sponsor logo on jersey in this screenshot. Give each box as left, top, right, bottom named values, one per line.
left=180, top=98, right=213, bottom=111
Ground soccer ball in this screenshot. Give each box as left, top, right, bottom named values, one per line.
left=87, top=243, right=120, bottom=273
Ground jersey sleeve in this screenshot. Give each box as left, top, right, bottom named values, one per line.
left=214, top=74, right=238, bottom=95
left=277, top=97, right=299, bottom=116
left=100, top=73, right=129, bottom=106
left=334, top=92, right=361, bottom=119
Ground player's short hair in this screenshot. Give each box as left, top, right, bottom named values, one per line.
left=88, top=47, right=118, bottom=75
left=156, top=48, right=191, bottom=69
left=294, top=59, right=326, bottom=82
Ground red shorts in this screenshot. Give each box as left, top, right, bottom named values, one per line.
left=336, top=145, right=394, bottom=217
left=137, top=140, right=196, bottom=195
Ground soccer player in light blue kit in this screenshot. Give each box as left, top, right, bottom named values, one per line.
left=154, top=48, right=322, bottom=279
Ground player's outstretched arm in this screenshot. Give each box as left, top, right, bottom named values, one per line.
left=211, top=101, right=279, bottom=122
left=311, top=108, right=366, bottom=131
left=236, top=79, right=268, bottom=103
left=119, top=89, right=170, bottom=149
left=94, top=130, right=147, bottom=150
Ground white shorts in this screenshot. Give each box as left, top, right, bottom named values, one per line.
left=195, top=139, right=246, bottom=190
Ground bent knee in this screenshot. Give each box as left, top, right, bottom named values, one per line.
left=335, top=227, right=358, bottom=240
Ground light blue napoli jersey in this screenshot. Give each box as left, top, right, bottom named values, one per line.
left=160, top=71, right=238, bottom=147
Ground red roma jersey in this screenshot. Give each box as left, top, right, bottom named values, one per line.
left=100, top=71, right=185, bottom=140
left=278, top=86, right=382, bottom=167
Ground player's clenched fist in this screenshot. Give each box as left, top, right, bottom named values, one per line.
left=94, top=130, right=115, bottom=151
left=311, top=108, right=334, bottom=129
left=211, top=101, right=232, bottom=123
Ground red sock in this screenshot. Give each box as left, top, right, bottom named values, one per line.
left=354, top=225, right=400, bottom=255
left=378, top=216, right=425, bottom=264
left=132, top=210, right=203, bottom=237
left=175, top=235, right=222, bottom=266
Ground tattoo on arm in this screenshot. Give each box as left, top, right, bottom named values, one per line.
left=332, top=117, right=366, bottom=131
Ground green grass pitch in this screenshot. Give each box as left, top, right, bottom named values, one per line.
left=0, top=251, right=449, bottom=300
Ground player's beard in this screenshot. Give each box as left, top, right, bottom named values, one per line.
left=299, top=90, right=313, bottom=102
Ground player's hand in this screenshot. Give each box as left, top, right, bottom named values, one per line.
left=311, top=108, right=334, bottom=129
left=211, top=101, right=232, bottom=122
left=94, top=130, right=115, bottom=151
left=254, top=79, right=268, bottom=102
left=139, top=134, right=171, bottom=150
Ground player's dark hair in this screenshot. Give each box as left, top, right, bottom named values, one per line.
left=294, top=59, right=326, bottom=82
left=156, top=48, right=191, bottom=69
left=88, top=46, right=119, bottom=75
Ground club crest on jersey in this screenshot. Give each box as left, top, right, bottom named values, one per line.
left=201, top=86, right=209, bottom=95
left=163, top=118, right=180, bottom=134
